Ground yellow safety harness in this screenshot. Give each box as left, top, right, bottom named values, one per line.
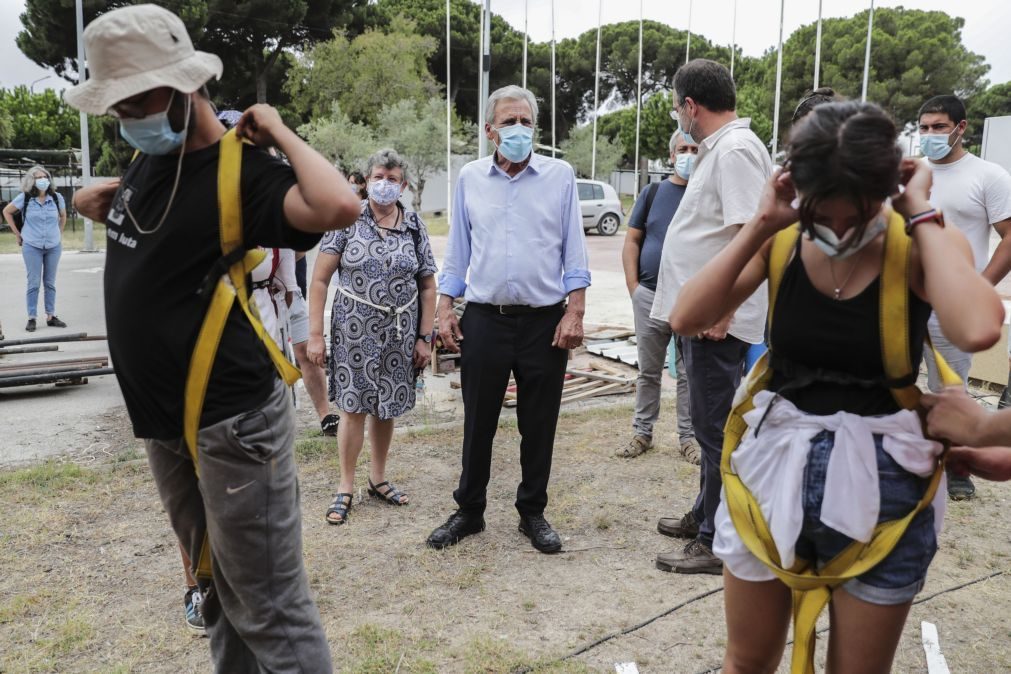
left=721, top=211, right=959, bottom=673
left=181, top=129, right=301, bottom=579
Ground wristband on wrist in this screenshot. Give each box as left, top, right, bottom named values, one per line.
left=905, top=208, right=944, bottom=235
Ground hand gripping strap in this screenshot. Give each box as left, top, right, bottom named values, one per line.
left=722, top=214, right=956, bottom=673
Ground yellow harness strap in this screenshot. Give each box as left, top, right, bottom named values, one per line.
left=181, top=129, right=301, bottom=579
left=722, top=212, right=959, bottom=673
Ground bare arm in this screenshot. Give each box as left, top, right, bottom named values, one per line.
left=981, top=218, right=1011, bottom=285
left=58, top=207, right=67, bottom=234
left=897, top=160, right=1003, bottom=353
left=234, top=105, right=360, bottom=234
left=72, top=179, right=120, bottom=222
left=413, top=275, right=437, bottom=370
left=622, top=227, right=644, bottom=296
left=3, top=202, right=20, bottom=239
left=306, top=251, right=340, bottom=368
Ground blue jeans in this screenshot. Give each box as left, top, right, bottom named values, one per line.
left=22, top=242, right=61, bottom=318
left=798, top=430, right=937, bottom=604
left=684, top=335, right=750, bottom=548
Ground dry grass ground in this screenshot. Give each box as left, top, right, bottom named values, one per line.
left=2, top=396, right=1010, bottom=672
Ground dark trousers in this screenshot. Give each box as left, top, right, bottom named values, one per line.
left=683, top=335, right=749, bottom=548
left=453, top=303, right=568, bottom=516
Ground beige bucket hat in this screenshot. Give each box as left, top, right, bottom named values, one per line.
left=65, top=4, right=222, bottom=115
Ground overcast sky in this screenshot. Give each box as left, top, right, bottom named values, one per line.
left=2, top=0, right=1009, bottom=94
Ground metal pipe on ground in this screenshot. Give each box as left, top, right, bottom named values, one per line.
left=0, top=368, right=115, bottom=388
left=0, top=345, right=61, bottom=356
left=0, top=333, right=106, bottom=347
left=0, top=363, right=110, bottom=379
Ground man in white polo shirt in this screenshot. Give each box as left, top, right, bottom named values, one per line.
left=918, top=94, right=1011, bottom=501
left=650, top=59, right=772, bottom=574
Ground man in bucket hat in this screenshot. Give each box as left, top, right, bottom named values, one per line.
left=68, top=5, right=359, bottom=671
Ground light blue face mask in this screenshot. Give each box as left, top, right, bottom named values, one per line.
left=495, top=123, right=534, bottom=163
left=119, top=91, right=188, bottom=155
left=919, top=130, right=957, bottom=161
left=674, top=153, right=695, bottom=180
left=35, top=178, right=51, bottom=193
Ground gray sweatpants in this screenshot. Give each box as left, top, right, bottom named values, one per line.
left=631, top=284, right=693, bottom=442
left=145, top=379, right=332, bottom=673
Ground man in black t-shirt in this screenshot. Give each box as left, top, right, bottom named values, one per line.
left=67, top=6, right=360, bottom=671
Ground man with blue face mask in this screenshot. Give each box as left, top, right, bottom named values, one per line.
left=618, top=131, right=698, bottom=465
left=66, top=4, right=361, bottom=670
left=917, top=94, right=1011, bottom=501
left=430, top=85, right=591, bottom=554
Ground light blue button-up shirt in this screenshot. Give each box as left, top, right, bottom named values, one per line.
left=12, top=191, right=65, bottom=249
left=439, top=152, right=591, bottom=306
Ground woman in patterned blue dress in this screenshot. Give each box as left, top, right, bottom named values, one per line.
left=308, top=149, right=438, bottom=525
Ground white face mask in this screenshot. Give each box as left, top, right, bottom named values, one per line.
left=810, top=215, right=887, bottom=259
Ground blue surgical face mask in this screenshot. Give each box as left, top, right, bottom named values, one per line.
left=810, top=215, right=887, bottom=259
left=35, top=178, right=51, bottom=192
left=119, top=91, right=187, bottom=155
left=368, top=178, right=402, bottom=206
left=674, top=153, right=695, bottom=180
left=919, top=129, right=958, bottom=161
left=495, top=123, right=534, bottom=163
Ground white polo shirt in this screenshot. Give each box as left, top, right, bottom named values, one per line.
left=927, top=153, right=1011, bottom=273
left=650, top=117, right=773, bottom=344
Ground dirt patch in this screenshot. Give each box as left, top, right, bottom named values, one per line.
left=1, top=398, right=1010, bottom=673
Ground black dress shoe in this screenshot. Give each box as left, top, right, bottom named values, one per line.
left=426, top=510, right=485, bottom=549
left=518, top=514, right=562, bottom=553
left=26, top=318, right=36, bottom=332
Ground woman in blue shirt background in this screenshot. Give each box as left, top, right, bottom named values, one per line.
left=2, top=165, right=69, bottom=332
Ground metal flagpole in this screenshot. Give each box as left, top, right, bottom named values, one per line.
left=814, top=0, right=823, bottom=89
left=75, top=0, right=95, bottom=252
left=861, top=0, right=875, bottom=102
left=771, top=0, right=785, bottom=159
left=730, top=0, right=737, bottom=78
left=477, top=0, right=491, bottom=157
left=446, top=0, right=452, bottom=220
left=551, top=0, right=556, bottom=157
left=591, top=0, right=602, bottom=179
left=685, top=0, right=692, bottom=63
left=633, top=0, right=643, bottom=191
left=522, top=0, right=528, bottom=89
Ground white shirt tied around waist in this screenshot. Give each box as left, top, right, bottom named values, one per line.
left=716, top=390, right=946, bottom=571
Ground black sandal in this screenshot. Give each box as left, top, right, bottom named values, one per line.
left=325, top=492, right=353, bottom=525
left=320, top=413, right=340, bottom=437
left=367, top=480, right=408, bottom=506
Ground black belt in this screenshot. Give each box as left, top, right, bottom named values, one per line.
left=469, top=301, right=564, bottom=315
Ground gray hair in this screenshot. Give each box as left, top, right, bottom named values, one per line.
left=669, top=130, right=683, bottom=154
left=485, top=85, right=538, bottom=126
left=365, top=148, right=409, bottom=183
left=21, top=165, right=52, bottom=194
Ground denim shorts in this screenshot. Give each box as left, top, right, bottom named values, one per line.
left=796, top=430, right=938, bottom=605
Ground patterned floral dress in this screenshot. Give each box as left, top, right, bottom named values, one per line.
left=319, top=202, right=438, bottom=419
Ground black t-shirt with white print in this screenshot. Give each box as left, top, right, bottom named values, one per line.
left=105, top=142, right=319, bottom=440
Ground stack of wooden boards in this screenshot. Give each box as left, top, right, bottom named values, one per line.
left=502, top=361, right=634, bottom=408
left=0, top=333, right=114, bottom=388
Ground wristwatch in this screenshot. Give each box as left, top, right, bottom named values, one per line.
left=418, top=333, right=433, bottom=344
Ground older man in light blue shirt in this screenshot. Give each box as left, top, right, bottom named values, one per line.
left=427, top=84, right=591, bottom=554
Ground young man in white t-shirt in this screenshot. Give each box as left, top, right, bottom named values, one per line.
left=918, top=94, right=1011, bottom=500
left=650, top=59, right=773, bottom=574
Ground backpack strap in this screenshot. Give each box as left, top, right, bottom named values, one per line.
left=767, top=224, right=802, bottom=333
left=640, top=181, right=661, bottom=223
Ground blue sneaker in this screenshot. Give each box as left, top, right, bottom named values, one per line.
left=184, top=587, right=205, bottom=633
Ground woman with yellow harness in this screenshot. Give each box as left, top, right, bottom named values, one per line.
left=670, top=101, right=1003, bottom=673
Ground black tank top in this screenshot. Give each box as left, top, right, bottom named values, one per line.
left=768, top=243, right=931, bottom=416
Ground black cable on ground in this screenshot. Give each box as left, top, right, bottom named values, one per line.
left=694, top=569, right=1008, bottom=674
left=513, top=586, right=725, bottom=674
